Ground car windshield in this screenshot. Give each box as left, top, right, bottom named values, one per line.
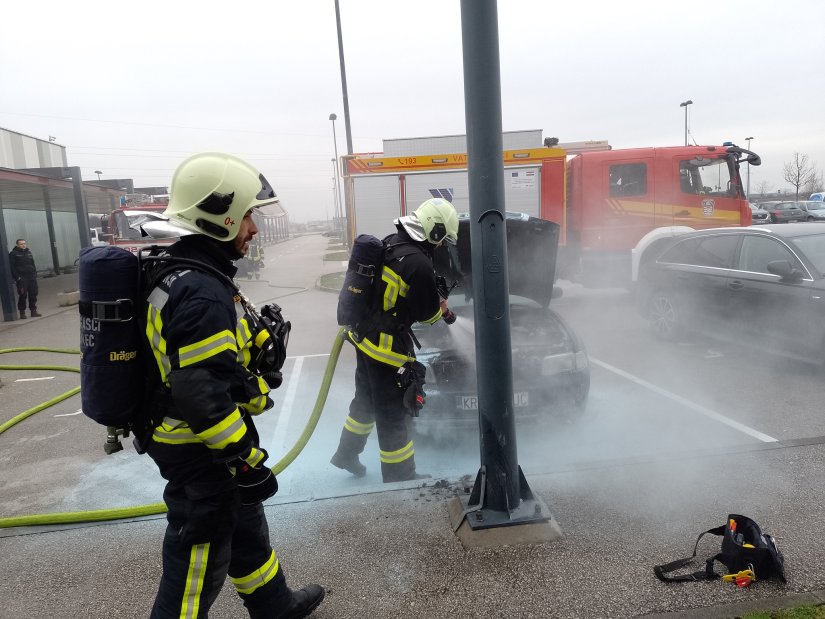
left=803, top=202, right=824, bottom=211
left=790, top=233, right=825, bottom=277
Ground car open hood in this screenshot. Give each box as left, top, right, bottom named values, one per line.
left=433, top=212, right=560, bottom=308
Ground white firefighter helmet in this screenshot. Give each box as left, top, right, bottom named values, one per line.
left=163, top=152, right=278, bottom=241
left=396, top=198, right=459, bottom=245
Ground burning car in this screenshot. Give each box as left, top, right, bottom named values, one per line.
left=411, top=213, right=590, bottom=441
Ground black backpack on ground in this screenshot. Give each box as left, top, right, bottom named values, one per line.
left=654, top=514, right=786, bottom=584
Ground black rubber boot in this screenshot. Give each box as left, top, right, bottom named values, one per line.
left=19, top=312, right=26, bottom=319
left=30, top=311, right=42, bottom=317
left=330, top=452, right=366, bottom=478
left=275, top=584, right=325, bottom=619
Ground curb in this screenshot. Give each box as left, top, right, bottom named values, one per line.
left=641, top=590, right=825, bottom=619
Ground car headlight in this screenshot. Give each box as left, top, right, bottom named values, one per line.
left=541, top=350, right=589, bottom=376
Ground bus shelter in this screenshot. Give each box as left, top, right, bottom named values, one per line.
left=0, top=167, right=124, bottom=321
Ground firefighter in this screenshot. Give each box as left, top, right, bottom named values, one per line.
left=247, top=237, right=264, bottom=279
left=330, top=198, right=459, bottom=483
left=143, top=152, right=324, bottom=618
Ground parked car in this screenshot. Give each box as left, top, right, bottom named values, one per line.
left=637, top=224, right=825, bottom=365
left=413, top=213, right=591, bottom=441
left=761, top=201, right=806, bottom=223
left=749, top=202, right=771, bottom=224
left=797, top=201, right=825, bottom=222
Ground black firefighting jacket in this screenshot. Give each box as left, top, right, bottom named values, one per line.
left=144, top=236, right=271, bottom=462
left=9, top=246, right=37, bottom=281
left=349, top=228, right=442, bottom=367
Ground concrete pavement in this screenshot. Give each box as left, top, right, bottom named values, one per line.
left=1, top=233, right=823, bottom=618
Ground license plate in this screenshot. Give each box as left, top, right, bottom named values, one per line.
left=458, top=392, right=529, bottom=410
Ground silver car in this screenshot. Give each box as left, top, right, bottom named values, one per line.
left=797, top=201, right=825, bottom=222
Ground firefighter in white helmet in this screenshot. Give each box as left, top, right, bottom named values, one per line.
left=144, top=152, right=324, bottom=618
left=331, top=198, right=459, bottom=482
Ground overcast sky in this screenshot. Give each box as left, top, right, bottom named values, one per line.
left=2, top=1, right=824, bottom=222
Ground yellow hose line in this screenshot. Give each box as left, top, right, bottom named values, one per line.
left=0, top=384, right=80, bottom=435
left=271, top=328, right=345, bottom=475
left=0, top=330, right=347, bottom=529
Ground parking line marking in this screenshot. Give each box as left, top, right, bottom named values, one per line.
left=270, top=356, right=304, bottom=451
left=16, top=377, right=54, bottom=382
left=590, top=357, right=778, bottom=443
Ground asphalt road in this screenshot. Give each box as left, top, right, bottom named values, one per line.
left=1, top=233, right=823, bottom=618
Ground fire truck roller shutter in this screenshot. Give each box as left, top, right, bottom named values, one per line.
left=352, top=175, right=403, bottom=238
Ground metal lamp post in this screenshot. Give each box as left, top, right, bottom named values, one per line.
left=679, top=100, right=693, bottom=146
left=329, top=114, right=343, bottom=232
left=330, top=158, right=340, bottom=226
left=745, top=136, right=754, bottom=199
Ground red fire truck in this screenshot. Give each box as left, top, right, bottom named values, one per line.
left=94, top=195, right=178, bottom=253
left=343, top=138, right=760, bottom=287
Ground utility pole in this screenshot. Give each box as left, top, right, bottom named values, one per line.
left=745, top=136, right=754, bottom=199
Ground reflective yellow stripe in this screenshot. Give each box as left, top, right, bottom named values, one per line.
left=380, top=441, right=415, bottom=464
left=344, top=415, right=374, bottom=436
left=230, top=549, right=280, bottom=595
left=382, top=266, right=401, bottom=311
left=181, top=543, right=209, bottom=618
left=178, top=330, right=237, bottom=367
left=146, top=304, right=171, bottom=383
left=422, top=308, right=442, bottom=325
left=352, top=335, right=415, bottom=368
left=152, top=419, right=200, bottom=445
left=196, top=408, right=247, bottom=450
left=240, top=394, right=268, bottom=414
left=245, top=447, right=266, bottom=468
left=236, top=318, right=253, bottom=366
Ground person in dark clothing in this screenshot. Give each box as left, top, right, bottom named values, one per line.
left=143, top=152, right=324, bottom=619
left=9, top=239, right=41, bottom=318
left=330, top=198, right=459, bottom=483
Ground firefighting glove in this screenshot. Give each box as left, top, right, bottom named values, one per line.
left=232, top=447, right=278, bottom=506
left=403, top=382, right=426, bottom=417
left=397, top=361, right=427, bottom=417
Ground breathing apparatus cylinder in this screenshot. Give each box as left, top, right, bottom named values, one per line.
left=78, top=246, right=145, bottom=433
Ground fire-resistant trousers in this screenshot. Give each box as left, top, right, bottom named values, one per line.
left=147, top=445, right=292, bottom=619
left=335, top=348, right=418, bottom=482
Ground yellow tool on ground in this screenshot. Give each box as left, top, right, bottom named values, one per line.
left=722, top=566, right=756, bottom=588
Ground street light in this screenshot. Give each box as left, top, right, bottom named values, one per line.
left=94, top=170, right=102, bottom=181
left=329, top=113, right=343, bottom=231
left=330, top=158, right=340, bottom=225
left=745, top=136, right=754, bottom=199
left=679, top=100, right=693, bottom=146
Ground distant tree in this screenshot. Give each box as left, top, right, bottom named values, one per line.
left=803, top=169, right=824, bottom=196
left=782, top=153, right=815, bottom=200
left=753, top=179, right=772, bottom=199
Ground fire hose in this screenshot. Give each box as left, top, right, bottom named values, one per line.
left=0, top=328, right=347, bottom=530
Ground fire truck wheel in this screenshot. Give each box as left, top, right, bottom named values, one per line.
left=648, top=290, right=682, bottom=340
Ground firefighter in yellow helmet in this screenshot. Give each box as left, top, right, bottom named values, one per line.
left=143, top=152, right=324, bottom=618
left=331, top=198, right=459, bottom=482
